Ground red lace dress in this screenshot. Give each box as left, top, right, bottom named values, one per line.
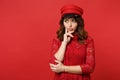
left=49, top=35, right=95, bottom=80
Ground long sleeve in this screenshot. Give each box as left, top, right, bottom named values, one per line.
left=49, top=38, right=60, bottom=64
left=80, top=38, right=95, bottom=74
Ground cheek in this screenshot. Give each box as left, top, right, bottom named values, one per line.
left=74, top=27, right=77, bottom=31
left=63, top=23, right=68, bottom=28
left=73, top=24, right=78, bottom=30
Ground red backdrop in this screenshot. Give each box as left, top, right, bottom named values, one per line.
left=0, top=0, right=120, bottom=80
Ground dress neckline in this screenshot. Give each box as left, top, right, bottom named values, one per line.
left=72, top=33, right=78, bottom=41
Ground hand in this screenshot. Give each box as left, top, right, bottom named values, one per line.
left=49, top=60, right=65, bottom=73
left=63, top=29, right=74, bottom=44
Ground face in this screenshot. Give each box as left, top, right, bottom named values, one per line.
left=63, top=18, right=78, bottom=33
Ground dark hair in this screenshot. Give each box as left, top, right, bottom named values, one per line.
left=56, top=13, right=88, bottom=44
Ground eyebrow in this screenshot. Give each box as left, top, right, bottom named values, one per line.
left=64, top=18, right=75, bottom=20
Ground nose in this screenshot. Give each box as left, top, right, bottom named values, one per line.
left=68, top=22, right=72, bottom=27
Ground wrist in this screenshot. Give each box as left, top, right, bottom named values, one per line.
left=62, top=41, right=67, bottom=45
left=63, top=65, right=67, bottom=72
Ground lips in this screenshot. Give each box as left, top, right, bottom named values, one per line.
left=67, top=28, right=73, bottom=31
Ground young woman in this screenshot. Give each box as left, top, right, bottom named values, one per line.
left=49, top=4, right=95, bottom=80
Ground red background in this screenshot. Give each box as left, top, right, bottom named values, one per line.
left=0, top=0, right=120, bottom=80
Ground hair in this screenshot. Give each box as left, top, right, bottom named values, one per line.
left=56, top=13, right=88, bottom=44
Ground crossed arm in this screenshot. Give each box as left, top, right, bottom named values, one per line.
left=49, top=38, right=95, bottom=74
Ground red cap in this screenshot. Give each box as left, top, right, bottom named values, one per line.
left=60, top=4, right=83, bottom=17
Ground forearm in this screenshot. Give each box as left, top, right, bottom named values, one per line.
left=64, top=65, right=82, bottom=74
left=54, top=41, right=67, bottom=62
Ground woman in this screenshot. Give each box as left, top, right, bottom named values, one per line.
left=49, top=4, right=95, bottom=80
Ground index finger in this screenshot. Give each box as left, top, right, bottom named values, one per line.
left=49, top=63, right=55, bottom=67
left=65, top=28, right=67, bottom=34
left=55, top=60, right=61, bottom=64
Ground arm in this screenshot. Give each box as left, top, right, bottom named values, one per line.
left=49, top=30, right=74, bottom=64
left=80, top=38, right=95, bottom=74
left=50, top=38, right=95, bottom=74
left=54, top=30, right=74, bottom=62
left=49, top=38, right=60, bottom=64
left=54, top=41, right=67, bottom=62
left=49, top=38, right=67, bottom=64
left=64, top=65, right=82, bottom=74
left=50, top=60, right=82, bottom=74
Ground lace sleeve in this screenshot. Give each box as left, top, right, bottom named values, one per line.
left=80, top=38, right=95, bottom=74
left=49, top=38, right=60, bottom=64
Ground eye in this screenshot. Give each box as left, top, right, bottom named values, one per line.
left=64, top=19, right=68, bottom=23
left=72, top=19, right=76, bottom=23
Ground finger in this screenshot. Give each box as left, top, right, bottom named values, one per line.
left=50, top=65, right=57, bottom=69
left=50, top=64, right=55, bottom=67
left=52, top=69, right=57, bottom=73
left=49, top=63, right=56, bottom=67
left=51, top=68, right=56, bottom=72
left=67, top=33, right=74, bottom=37
left=51, top=67, right=56, bottom=70
left=55, top=60, right=61, bottom=64
left=68, top=31, right=74, bottom=34
left=65, top=28, right=68, bottom=34
left=51, top=67, right=58, bottom=72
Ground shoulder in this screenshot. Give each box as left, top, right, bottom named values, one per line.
left=52, top=37, right=61, bottom=44
left=85, top=35, right=94, bottom=44
left=87, top=35, right=94, bottom=41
